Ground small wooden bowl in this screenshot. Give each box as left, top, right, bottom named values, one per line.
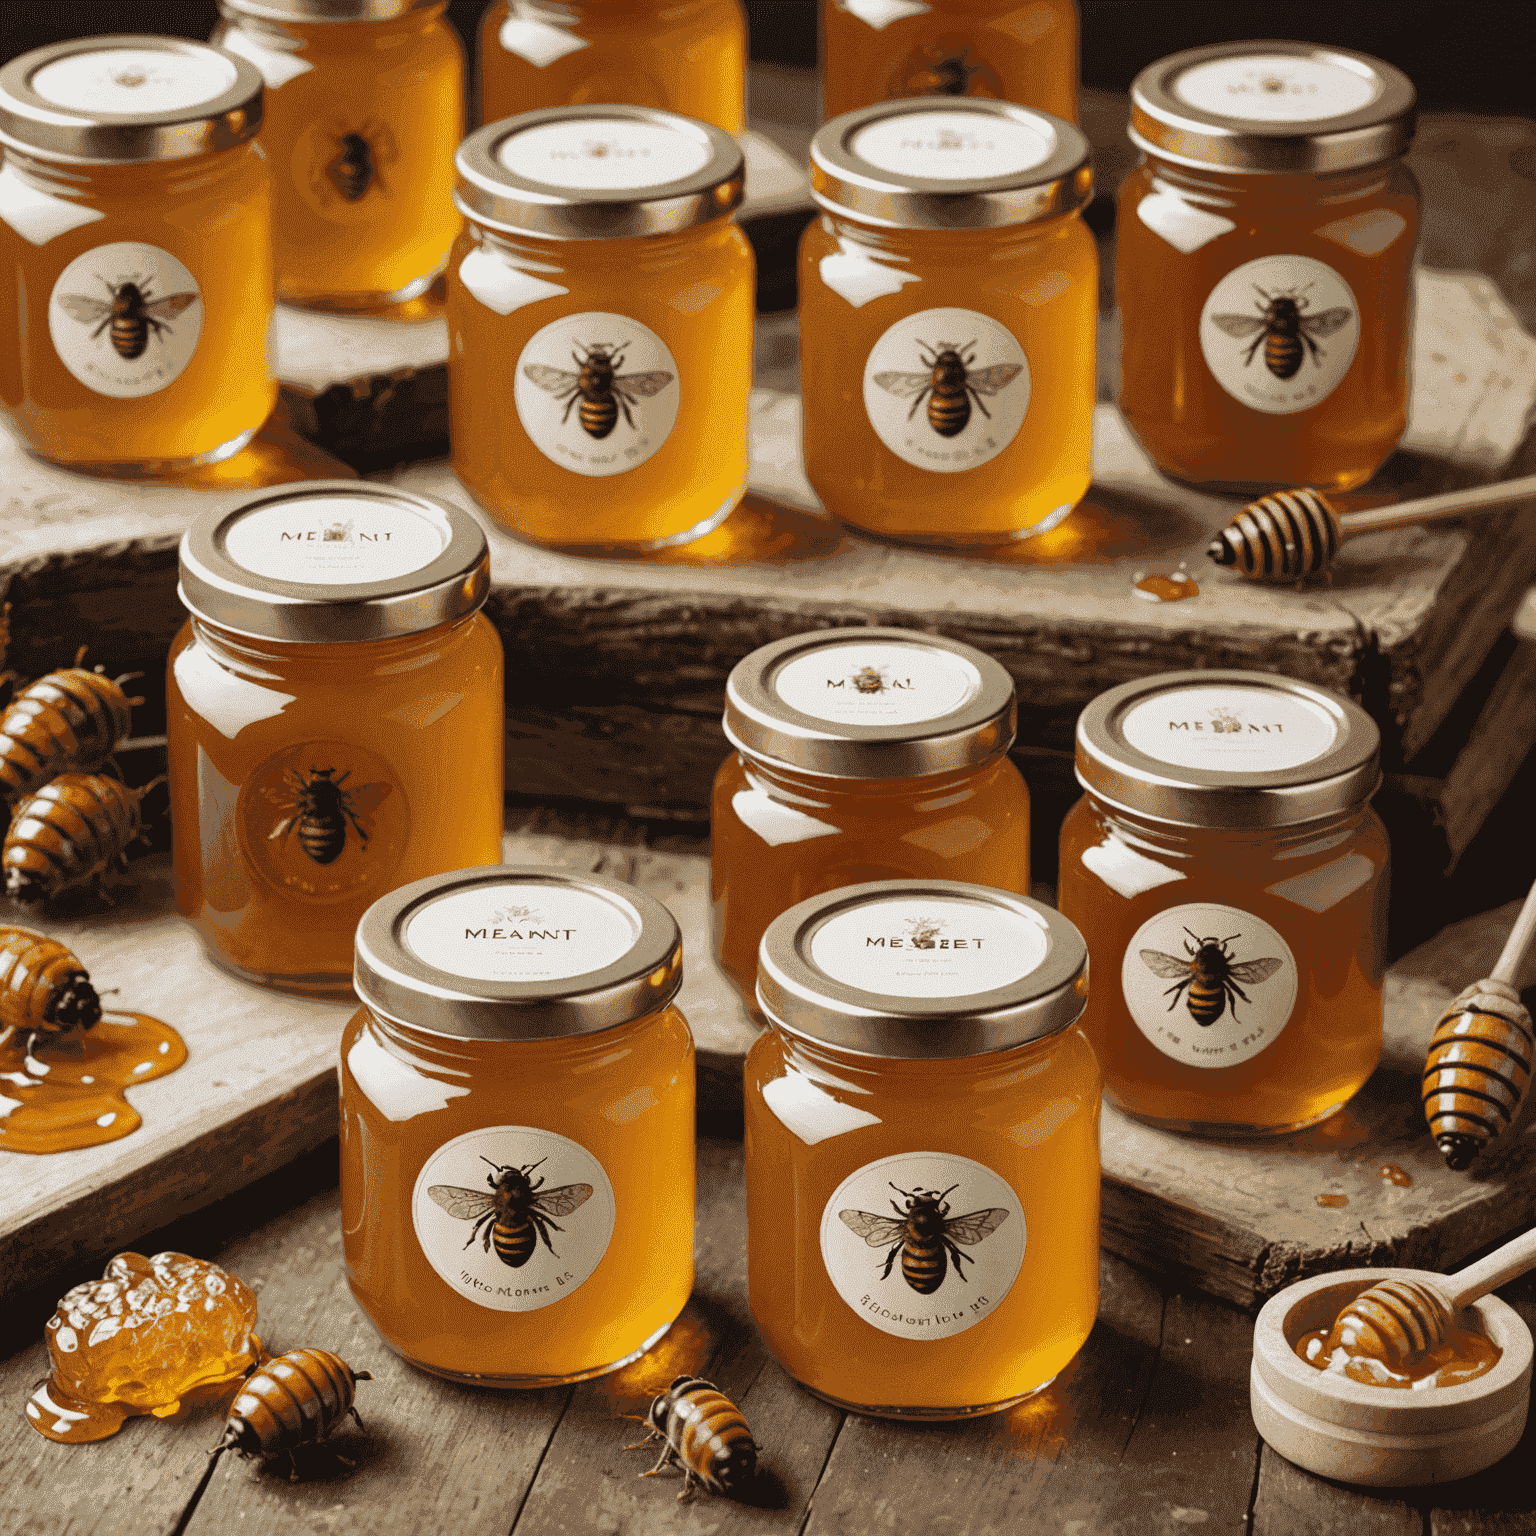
left=1251, top=1268, right=1532, bottom=1486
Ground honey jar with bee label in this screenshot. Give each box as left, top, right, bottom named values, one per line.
left=745, top=879, right=1099, bottom=1418
left=0, top=36, right=274, bottom=474
left=1116, top=42, right=1419, bottom=494
left=447, top=105, right=753, bottom=552
left=341, top=865, right=695, bottom=1385
left=479, top=0, right=746, bottom=138
left=167, top=482, right=504, bottom=997
left=800, top=99, right=1096, bottom=546
left=1058, top=670, right=1387, bottom=1136
left=712, top=627, right=1030, bottom=1012
left=212, top=0, right=464, bottom=312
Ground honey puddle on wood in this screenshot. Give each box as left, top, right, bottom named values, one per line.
left=1315, top=1193, right=1350, bottom=1208
left=1133, top=570, right=1200, bottom=602
left=1378, top=1162, right=1414, bottom=1187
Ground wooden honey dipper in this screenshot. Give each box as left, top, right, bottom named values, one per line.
left=1206, top=473, right=1536, bottom=583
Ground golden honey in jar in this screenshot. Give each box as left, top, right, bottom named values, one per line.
left=712, top=627, right=1030, bottom=1011
left=212, top=0, right=464, bottom=311
left=801, top=99, right=1096, bottom=545
left=1116, top=42, right=1420, bottom=494
left=746, top=879, right=1100, bottom=1417
left=0, top=37, right=274, bottom=473
left=448, top=106, right=753, bottom=552
left=1058, top=670, right=1387, bottom=1136
left=341, top=865, right=695, bottom=1385
left=168, top=482, right=504, bottom=997
left=479, top=0, right=746, bottom=137
left=822, top=0, right=1078, bottom=125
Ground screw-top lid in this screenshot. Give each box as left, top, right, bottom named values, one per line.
left=723, top=627, right=1016, bottom=780
left=1129, top=41, right=1416, bottom=174
left=757, top=880, right=1087, bottom=1059
left=178, top=482, right=489, bottom=644
left=810, top=98, right=1091, bottom=230
left=0, top=36, right=263, bottom=164
left=217, top=0, right=440, bottom=19
left=455, top=105, right=744, bottom=241
left=354, top=866, right=683, bottom=1041
left=1075, top=670, right=1380, bottom=829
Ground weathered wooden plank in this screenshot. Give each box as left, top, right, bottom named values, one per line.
left=1253, top=1451, right=1422, bottom=1536
left=1440, top=634, right=1536, bottom=860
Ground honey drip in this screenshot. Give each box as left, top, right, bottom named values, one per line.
left=1297, top=1322, right=1501, bottom=1390
left=1315, top=1193, right=1350, bottom=1208
left=1133, top=571, right=1200, bottom=602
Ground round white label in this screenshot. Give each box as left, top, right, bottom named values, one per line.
left=499, top=120, right=711, bottom=191
left=30, top=47, right=238, bottom=115
left=1173, top=54, right=1382, bottom=123
left=222, top=496, right=448, bottom=586
left=514, top=312, right=679, bottom=477
left=863, top=308, right=1029, bottom=472
left=48, top=243, right=202, bottom=399
left=820, top=1151, right=1025, bottom=1340
left=1121, top=685, right=1339, bottom=774
left=773, top=641, right=979, bottom=728
left=810, top=896, right=1049, bottom=999
left=403, top=883, right=639, bottom=984
left=1122, top=904, right=1298, bottom=1070
left=850, top=110, right=1052, bottom=181
left=1200, top=255, right=1360, bottom=415
left=412, top=1126, right=615, bottom=1312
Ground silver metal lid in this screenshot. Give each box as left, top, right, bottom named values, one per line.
left=354, top=866, right=683, bottom=1041
left=1075, top=670, right=1381, bottom=829
left=178, top=481, right=489, bottom=644
left=757, top=880, right=1088, bottom=1059
left=723, top=627, right=1016, bottom=781
left=0, top=37, right=263, bottom=165
left=455, top=106, right=744, bottom=241
left=810, top=98, right=1092, bottom=231
left=1129, top=41, right=1416, bottom=175
left=217, top=0, right=440, bottom=20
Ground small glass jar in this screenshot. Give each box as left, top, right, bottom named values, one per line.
left=479, top=0, right=746, bottom=137
left=712, top=627, right=1029, bottom=1012
left=342, top=866, right=695, bottom=1385
left=448, top=106, right=754, bottom=553
left=0, top=37, right=274, bottom=474
left=801, top=99, right=1096, bottom=546
left=822, top=0, right=1078, bottom=126
left=212, top=0, right=464, bottom=312
left=1116, top=42, right=1420, bottom=494
left=1058, top=669, right=1388, bottom=1137
left=746, top=879, right=1099, bottom=1418
left=167, top=482, right=504, bottom=997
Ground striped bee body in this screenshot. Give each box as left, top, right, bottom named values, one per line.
left=2, top=772, right=158, bottom=905
left=901, top=1220, right=947, bottom=1294
left=1186, top=979, right=1227, bottom=1026
left=632, top=1375, right=758, bottom=1499
left=1423, top=978, right=1535, bottom=1170
left=0, top=926, right=101, bottom=1059
left=492, top=1217, right=537, bottom=1268
left=214, top=1349, right=372, bottom=1475
left=1264, top=331, right=1304, bottom=380
left=0, top=657, right=141, bottom=805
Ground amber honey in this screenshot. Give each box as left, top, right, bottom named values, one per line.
left=746, top=880, right=1099, bottom=1417
left=340, top=867, right=695, bottom=1385
left=479, top=0, right=745, bottom=136
left=0, top=38, right=274, bottom=473
left=1116, top=43, right=1420, bottom=494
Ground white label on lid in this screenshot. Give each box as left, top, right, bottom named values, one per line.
left=1173, top=54, right=1382, bottom=123
left=820, top=1151, right=1024, bottom=1340
left=222, top=496, right=448, bottom=586
left=498, top=15, right=591, bottom=68
left=30, top=48, right=238, bottom=115
left=810, top=895, right=1049, bottom=999
left=838, top=0, right=932, bottom=30
left=773, top=640, right=980, bottom=727
left=499, top=120, right=711, bottom=191
left=404, top=883, right=639, bottom=984
left=1121, top=685, right=1339, bottom=773
left=850, top=110, right=1053, bottom=182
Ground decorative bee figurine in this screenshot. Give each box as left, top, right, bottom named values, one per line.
left=427, top=1156, right=593, bottom=1269
left=0, top=926, right=102, bottom=1060
left=2, top=772, right=159, bottom=905
left=627, top=1375, right=758, bottom=1501
left=0, top=652, right=142, bottom=805
left=839, top=1182, right=1009, bottom=1294
left=210, top=1349, right=372, bottom=1479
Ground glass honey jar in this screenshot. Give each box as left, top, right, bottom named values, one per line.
left=212, top=0, right=464, bottom=312
left=341, top=865, right=695, bottom=1385
left=1115, top=42, right=1419, bottom=494
left=0, top=36, right=274, bottom=474
left=448, top=105, right=753, bottom=553
left=712, top=627, right=1029, bottom=1012
left=1058, top=670, right=1387, bottom=1137
left=479, top=0, right=746, bottom=138
left=167, top=482, right=504, bottom=997
left=801, top=98, right=1096, bottom=546
left=822, top=0, right=1078, bottom=126
left=746, top=879, right=1099, bottom=1418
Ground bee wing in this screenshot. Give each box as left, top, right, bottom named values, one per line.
left=966, top=363, right=1023, bottom=396
left=871, top=370, right=932, bottom=399
left=427, top=1186, right=498, bottom=1221
left=532, top=1182, right=594, bottom=1217
left=1209, top=313, right=1268, bottom=337
left=1227, top=957, right=1284, bottom=985
left=1300, top=307, right=1353, bottom=338
left=614, top=370, right=674, bottom=398
left=1139, top=950, right=1195, bottom=979
left=56, top=295, right=112, bottom=324
left=267, top=816, right=297, bottom=841
left=145, top=292, right=199, bottom=321
left=524, top=364, right=580, bottom=394
left=344, top=781, right=393, bottom=816
left=945, top=1207, right=1010, bottom=1245
left=837, top=1210, right=908, bottom=1247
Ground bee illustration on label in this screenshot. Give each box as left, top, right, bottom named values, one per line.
left=902, top=916, right=944, bottom=950
left=894, top=39, right=1003, bottom=99
left=1139, top=928, right=1284, bottom=1026
left=873, top=339, right=1023, bottom=438
left=839, top=1182, right=1009, bottom=1294
left=55, top=276, right=199, bottom=361
left=1209, top=285, right=1353, bottom=381
left=492, top=904, right=539, bottom=924
left=113, top=69, right=148, bottom=89
left=264, top=767, right=392, bottom=866
left=328, top=132, right=378, bottom=202
left=523, top=341, right=675, bottom=440
left=1210, top=706, right=1243, bottom=734
left=852, top=665, right=886, bottom=694
left=428, top=1156, right=594, bottom=1268
left=907, top=48, right=980, bottom=95
left=323, top=520, right=352, bottom=543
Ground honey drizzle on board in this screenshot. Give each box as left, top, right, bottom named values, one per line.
left=1296, top=1322, right=1502, bottom=1389
left=1133, top=572, right=1200, bottom=602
